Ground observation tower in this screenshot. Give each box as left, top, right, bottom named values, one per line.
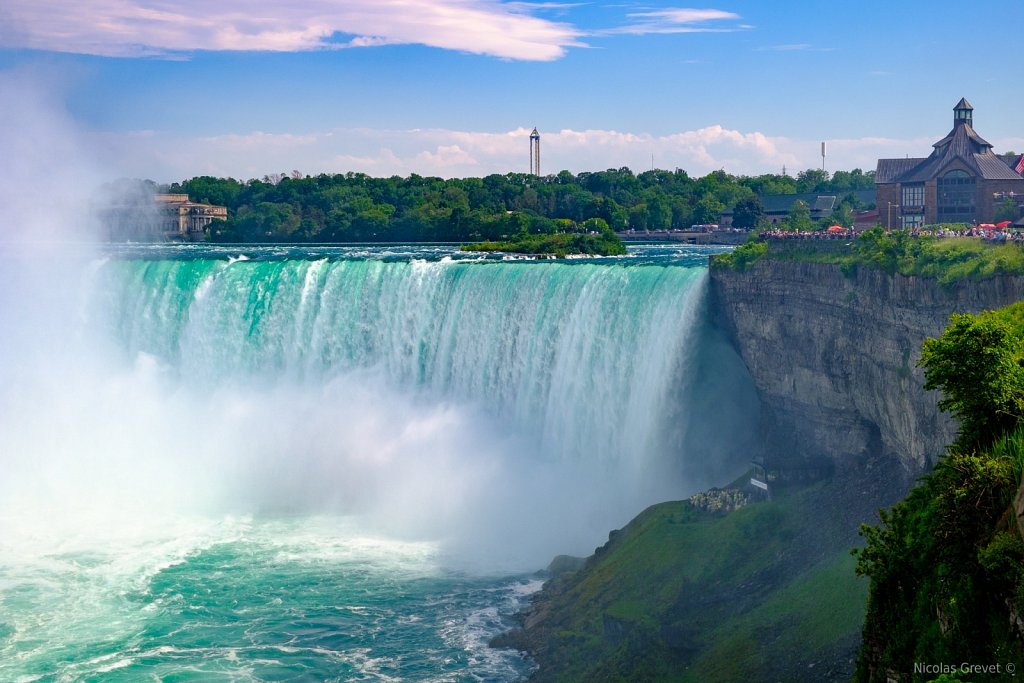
left=529, top=128, right=541, bottom=176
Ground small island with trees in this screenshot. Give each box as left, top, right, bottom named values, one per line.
left=459, top=217, right=626, bottom=257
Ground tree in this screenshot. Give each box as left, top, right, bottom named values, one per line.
left=995, top=197, right=1018, bottom=223
left=795, top=168, right=829, bottom=193
left=732, top=196, right=764, bottom=229
left=920, top=308, right=1024, bottom=450
left=175, top=176, right=242, bottom=208
left=692, top=194, right=725, bottom=226
left=828, top=203, right=853, bottom=229
left=646, top=197, right=672, bottom=230
left=154, top=165, right=883, bottom=244
left=783, top=199, right=813, bottom=232
left=628, top=203, right=649, bottom=231
left=581, top=217, right=612, bottom=235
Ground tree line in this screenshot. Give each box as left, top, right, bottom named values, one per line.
left=162, top=167, right=875, bottom=243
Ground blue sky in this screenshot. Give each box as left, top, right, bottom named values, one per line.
left=1, top=0, right=1022, bottom=183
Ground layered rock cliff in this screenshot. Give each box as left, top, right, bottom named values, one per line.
left=709, top=259, right=1024, bottom=473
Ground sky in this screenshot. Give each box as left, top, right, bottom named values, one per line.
left=1, top=0, right=1023, bottom=184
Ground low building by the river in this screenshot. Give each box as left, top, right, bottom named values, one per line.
left=876, top=98, right=1024, bottom=229
left=155, top=194, right=228, bottom=241
left=104, top=193, right=227, bottom=241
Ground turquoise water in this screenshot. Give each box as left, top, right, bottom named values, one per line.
left=1, top=516, right=540, bottom=682
left=0, top=244, right=740, bottom=681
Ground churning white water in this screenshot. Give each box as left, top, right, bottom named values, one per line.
left=0, top=244, right=759, bottom=681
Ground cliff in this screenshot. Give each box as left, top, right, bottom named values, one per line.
left=495, top=259, right=1024, bottom=681
left=709, top=260, right=1024, bottom=473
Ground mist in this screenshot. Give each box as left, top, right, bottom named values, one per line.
left=0, top=70, right=759, bottom=577
left=1, top=262, right=758, bottom=575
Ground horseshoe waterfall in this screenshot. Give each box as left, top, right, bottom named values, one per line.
left=0, top=244, right=757, bottom=681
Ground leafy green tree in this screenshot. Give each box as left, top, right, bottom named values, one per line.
left=996, top=197, right=1018, bottom=223
left=783, top=199, right=813, bottom=232
left=581, top=217, right=612, bottom=234
left=667, top=197, right=692, bottom=230
left=828, top=169, right=874, bottom=192
left=628, top=203, right=649, bottom=231
left=855, top=303, right=1024, bottom=682
left=742, top=173, right=797, bottom=196
left=920, top=309, right=1024, bottom=450
left=174, top=176, right=242, bottom=208
left=795, top=168, right=829, bottom=193
left=646, top=197, right=672, bottom=230
left=732, top=196, right=764, bottom=229
left=828, top=203, right=853, bottom=228
left=692, top=194, right=725, bottom=225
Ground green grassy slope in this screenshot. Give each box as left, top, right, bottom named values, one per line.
left=498, top=464, right=908, bottom=682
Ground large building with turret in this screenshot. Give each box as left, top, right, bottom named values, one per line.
left=876, top=99, right=1024, bottom=228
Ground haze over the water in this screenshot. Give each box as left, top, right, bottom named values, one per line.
left=0, top=58, right=764, bottom=683
left=0, top=71, right=759, bottom=574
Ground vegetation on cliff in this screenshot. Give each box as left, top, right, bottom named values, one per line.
left=854, top=303, right=1024, bottom=681
left=710, top=239, right=767, bottom=271
left=714, top=228, right=1024, bottom=284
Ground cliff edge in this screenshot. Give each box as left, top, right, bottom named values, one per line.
left=710, top=259, right=1024, bottom=473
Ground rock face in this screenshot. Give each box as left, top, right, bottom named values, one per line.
left=710, top=260, right=1024, bottom=473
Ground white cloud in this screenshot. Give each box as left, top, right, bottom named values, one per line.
left=596, top=8, right=743, bottom=36
left=87, top=124, right=959, bottom=184
left=0, top=0, right=583, bottom=61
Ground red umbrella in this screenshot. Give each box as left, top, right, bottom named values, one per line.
left=996, top=220, right=1012, bottom=228
left=827, top=225, right=845, bottom=233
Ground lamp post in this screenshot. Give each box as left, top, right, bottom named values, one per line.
left=887, top=202, right=900, bottom=230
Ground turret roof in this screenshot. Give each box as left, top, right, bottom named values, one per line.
left=877, top=116, right=1023, bottom=184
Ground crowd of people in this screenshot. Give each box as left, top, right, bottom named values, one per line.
left=759, top=225, right=1023, bottom=242
left=760, top=227, right=856, bottom=240
left=918, top=226, right=1024, bottom=242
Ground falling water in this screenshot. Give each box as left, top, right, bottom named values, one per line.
left=0, top=244, right=758, bottom=681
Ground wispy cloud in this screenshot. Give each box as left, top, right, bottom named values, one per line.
left=596, top=8, right=743, bottom=36
left=0, top=0, right=585, bottom=61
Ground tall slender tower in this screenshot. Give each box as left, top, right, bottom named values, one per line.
left=529, top=128, right=541, bottom=176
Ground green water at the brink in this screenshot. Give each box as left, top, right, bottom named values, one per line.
left=0, top=244, right=735, bottom=682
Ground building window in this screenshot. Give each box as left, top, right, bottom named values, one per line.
left=902, top=214, right=923, bottom=229
left=937, top=171, right=976, bottom=223
left=902, top=184, right=924, bottom=208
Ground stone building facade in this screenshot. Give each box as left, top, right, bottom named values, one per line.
left=875, top=99, right=1024, bottom=228
left=155, top=194, right=228, bottom=241
left=104, top=193, right=227, bottom=241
